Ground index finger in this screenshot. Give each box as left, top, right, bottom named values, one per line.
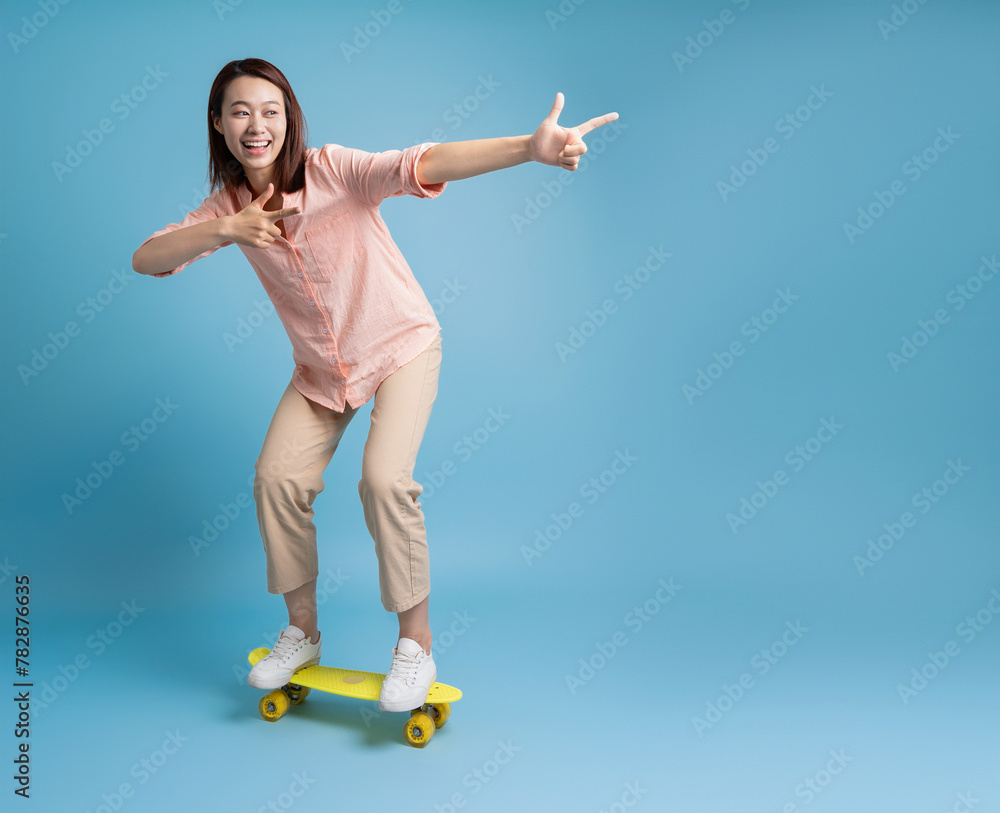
left=264, top=206, right=302, bottom=220
left=575, top=111, right=619, bottom=138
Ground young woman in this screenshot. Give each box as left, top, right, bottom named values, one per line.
left=132, top=58, right=617, bottom=713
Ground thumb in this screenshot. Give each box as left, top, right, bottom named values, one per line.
left=542, top=91, right=564, bottom=126
left=253, top=182, right=273, bottom=207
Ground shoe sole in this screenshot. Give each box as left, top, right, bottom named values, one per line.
left=378, top=696, right=430, bottom=713
left=247, top=655, right=321, bottom=690
left=378, top=671, right=437, bottom=712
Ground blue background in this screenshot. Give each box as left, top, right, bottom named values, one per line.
left=3, top=0, right=999, bottom=810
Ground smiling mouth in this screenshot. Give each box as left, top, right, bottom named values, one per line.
left=242, top=140, right=271, bottom=154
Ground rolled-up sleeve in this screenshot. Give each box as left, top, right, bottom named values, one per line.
left=137, top=191, right=234, bottom=278
left=316, top=142, right=448, bottom=207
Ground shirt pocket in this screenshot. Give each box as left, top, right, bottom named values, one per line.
left=303, top=209, right=365, bottom=280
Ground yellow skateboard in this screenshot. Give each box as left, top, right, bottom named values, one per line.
left=247, top=647, right=462, bottom=748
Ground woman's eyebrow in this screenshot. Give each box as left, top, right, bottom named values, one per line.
left=229, top=99, right=281, bottom=107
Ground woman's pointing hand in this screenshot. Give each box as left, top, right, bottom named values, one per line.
left=225, top=182, right=302, bottom=249
left=527, top=92, right=619, bottom=171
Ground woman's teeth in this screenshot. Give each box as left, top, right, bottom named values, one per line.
left=243, top=140, right=270, bottom=154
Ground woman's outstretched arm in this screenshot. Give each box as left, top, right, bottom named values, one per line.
left=416, top=92, right=618, bottom=185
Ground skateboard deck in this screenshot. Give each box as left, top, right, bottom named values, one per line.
left=247, top=646, right=461, bottom=747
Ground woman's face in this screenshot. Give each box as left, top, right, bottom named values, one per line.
left=213, top=75, right=287, bottom=178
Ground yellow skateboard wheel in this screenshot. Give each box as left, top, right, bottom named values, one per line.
left=286, top=683, right=310, bottom=705
left=404, top=711, right=436, bottom=747
left=259, top=689, right=290, bottom=722
left=423, top=702, right=451, bottom=728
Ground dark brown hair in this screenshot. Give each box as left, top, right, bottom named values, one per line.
left=207, top=58, right=309, bottom=203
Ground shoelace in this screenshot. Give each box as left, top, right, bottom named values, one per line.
left=386, top=649, right=420, bottom=687
left=268, top=632, right=304, bottom=664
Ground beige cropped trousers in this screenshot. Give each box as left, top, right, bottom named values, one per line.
left=252, top=334, right=442, bottom=613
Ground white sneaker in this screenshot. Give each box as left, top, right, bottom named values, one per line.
left=248, top=625, right=321, bottom=690
left=378, top=637, right=436, bottom=712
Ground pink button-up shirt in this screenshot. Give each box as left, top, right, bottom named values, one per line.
left=138, top=142, right=447, bottom=411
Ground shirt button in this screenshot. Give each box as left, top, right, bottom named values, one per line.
left=322, top=328, right=328, bottom=334
left=298, top=272, right=303, bottom=278
left=331, top=357, right=337, bottom=363
left=309, top=301, right=315, bottom=307
left=341, top=379, right=346, bottom=384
